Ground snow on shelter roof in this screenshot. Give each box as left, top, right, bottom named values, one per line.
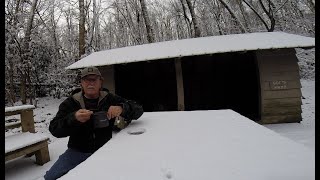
left=66, top=32, right=315, bottom=70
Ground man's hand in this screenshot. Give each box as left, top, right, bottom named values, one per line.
left=75, top=109, right=93, bottom=123
left=107, top=106, right=123, bottom=119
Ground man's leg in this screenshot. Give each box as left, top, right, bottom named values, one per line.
left=44, top=148, right=92, bottom=180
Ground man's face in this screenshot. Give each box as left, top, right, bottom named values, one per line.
left=81, top=75, right=102, bottom=98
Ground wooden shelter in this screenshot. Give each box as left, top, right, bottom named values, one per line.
left=66, top=32, right=314, bottom=124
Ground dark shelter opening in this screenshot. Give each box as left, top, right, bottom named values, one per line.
left=114, top=59, right=178, bottom=112
left=182, top=52, right=260, bottom=121
left=114, top=51, right=260, bottom=121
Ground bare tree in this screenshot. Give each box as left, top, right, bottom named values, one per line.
left=242, top=0, right=291, bottom=32
left=4, top=0, right=315, bottom=104
left=18, top=0, right=38, bottom=104
left=216, top=0, right=247, bottom=33
left=139, top=0, right=155, bottom=43
left=87, top=0, right=97, bottom=51
left=79, top=0, right=86, bottom=59
left=237, top=0, right=251, bottom=31
left=305, top=0, right=314, bottom=13
left=184, top=0, right=202, bottom=37
left=177, top=0, right=193, bottom=37
left=6, top=0, right=22, bottom=103
left=49, top=0, right=61, bottom=60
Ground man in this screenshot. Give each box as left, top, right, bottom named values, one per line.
left=44, top=66, right=144, bottom=180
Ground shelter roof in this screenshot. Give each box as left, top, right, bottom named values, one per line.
left=66, top=32, right=315, bottom=70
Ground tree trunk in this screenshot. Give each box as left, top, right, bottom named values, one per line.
left=8, top=61, right=16, bottom=103
left=242, top=0, right=271, bottom=31
left=20, top=0, right=38, bottom=104
left=185, top=0, right=201, bottom=37
left=258, top=0, right=275, bottom=32
left=306, top=0, right=315, bottom=13
left=26, top=68, right=33, bottom=105
left=18, top=68, right=27, bottom=104
left=88, top=0, right=97, bottom=51
left=79, top=0, right=86, bottom=60
left=13, top=0, right=21, bottom=25
left=139, top=0, right=155, bottom=43
left=8, top=0, right=22, bottom=103
left=24, top=0, right=38, bottom=46
left=178, top=0, right=192, bottom=37
left=50, top=0, right=61, bottom=60
left=237, top=0, right=251, bottom=32
left=204, top=0, right=224, bottom=35
left=217, top=0, right=247, bottom=33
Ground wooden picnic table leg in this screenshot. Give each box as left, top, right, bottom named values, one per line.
left=20, top=110, right=35, bottom=133
left=35, top=141, right=50, bottom=165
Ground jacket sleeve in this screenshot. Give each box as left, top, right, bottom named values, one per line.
left=110, top=94, right=144, bottom=121
left=49, top=99, right=84, bottom=138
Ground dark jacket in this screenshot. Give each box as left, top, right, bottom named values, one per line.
left=49, top=88, right=144, bottom=153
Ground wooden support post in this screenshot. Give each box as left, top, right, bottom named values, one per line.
left=175, top=58, right=185, bottom=111
left=35, top=142, right=50, bottom=165
left=101, top=65, right=115, bottom=94
left=20, top=110, right=35, bottom=133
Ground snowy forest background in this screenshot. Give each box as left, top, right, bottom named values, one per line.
left=5, top=0, right=315, bottom=106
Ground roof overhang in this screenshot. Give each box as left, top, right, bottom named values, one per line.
left=66, top=32, right=315, bottom=70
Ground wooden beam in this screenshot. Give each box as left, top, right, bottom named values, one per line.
left=175, top=58, right=185, bottom=111
left=101, top=65, right=115, bottom=94
left=5, top=121, right=21, bottom=130
left=263, top=98, right=302, bottom=108
left=262, top=106, right=302, bottom=116
left=263, top=89, right=302, bottom=99
left=20, top=110, right=35, bottom=133
left=5, top=111, right=22, bottom=116
left=258, top=114, right=302, bottom=124
left=34, top=141, right=50, bottom=165
left=5, top=106, right=35, bottom=116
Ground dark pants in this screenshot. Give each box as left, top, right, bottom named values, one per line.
left=44, top=148, right=92, bottom=180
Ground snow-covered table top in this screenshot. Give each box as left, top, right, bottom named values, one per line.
left=60, top=110, right=315, bottom=180
left=5, top=132, right=49, bottom=153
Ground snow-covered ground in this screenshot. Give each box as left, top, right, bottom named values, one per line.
left=5, top=80, right=315, bottom=180
left=264, top=80, right=315, bottom=150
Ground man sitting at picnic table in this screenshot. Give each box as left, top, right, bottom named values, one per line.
left=44, top=66, right=144, bottom=180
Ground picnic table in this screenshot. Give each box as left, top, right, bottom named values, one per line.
left=60, top=110, right=314, bottom=180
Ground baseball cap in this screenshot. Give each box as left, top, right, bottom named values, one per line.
left=80, top=66, right=102, bottom=78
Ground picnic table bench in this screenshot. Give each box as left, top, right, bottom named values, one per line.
left=5, top=105, right=50, bottom=165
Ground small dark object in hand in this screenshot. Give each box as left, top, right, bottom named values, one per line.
left=92, top=111, right=109, bottom=128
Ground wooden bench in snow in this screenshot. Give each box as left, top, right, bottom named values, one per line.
left=5, top=105, right=36, bottom=132
left=5, top=132, right=50, bottom=165
left=5, top=105, right=50, bottom=165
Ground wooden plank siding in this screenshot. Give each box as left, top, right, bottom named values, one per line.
left=263, top=98, right=302, bottom=108
left=256, top=48, right=302, bottom=123
left=264, top=89, right=302, bottom=99
left=261, top=71, right=300, bottom=81
left=262, top=106, right=302, bottom=116
left=258, top=114, right=302, bottom=124
left=263, top=80, right=301, bottom=90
